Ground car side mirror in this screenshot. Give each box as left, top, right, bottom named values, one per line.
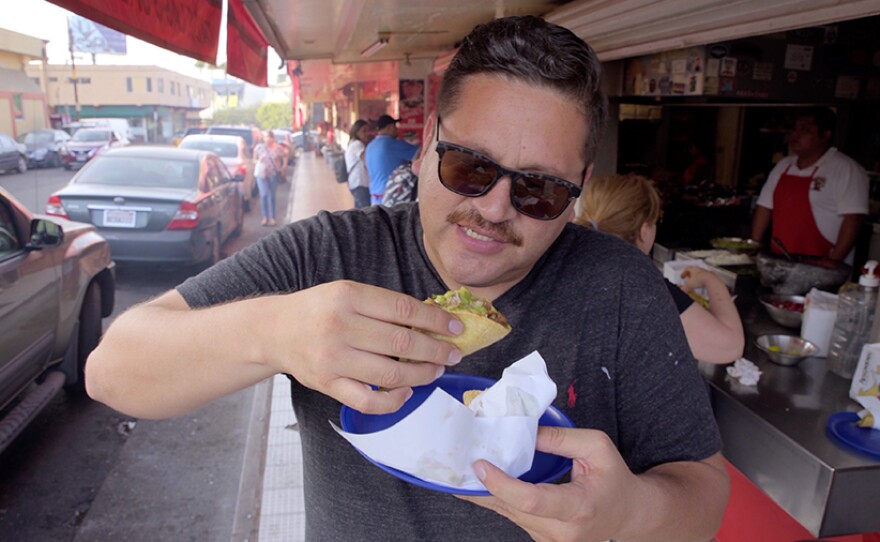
left=27, top=218, right=64, bottom=249
left=232, top=173, right=245, bottom=183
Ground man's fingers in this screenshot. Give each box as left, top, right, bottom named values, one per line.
left=344, top=311, right=460, bottom=367
left=467, top=459, right=580, bottom=523
left=346, top=282, right=464, bottom=339
left=326, top=377, right=414, bottom=414
left=346, top=348, right=446, bottom=391
left=536, top=425, right=610, bottom=462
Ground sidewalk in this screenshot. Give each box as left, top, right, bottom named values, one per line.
left=254, top=152, right=353, bottom=542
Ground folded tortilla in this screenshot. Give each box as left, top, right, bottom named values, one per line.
left=423, top=287, right=511, bottom=356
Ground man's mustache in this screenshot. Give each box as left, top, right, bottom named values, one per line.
left=447, top=208, right=523, bottom=247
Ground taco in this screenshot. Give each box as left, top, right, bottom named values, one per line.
left=424, top=287, right=511, bottom=356
left=462, top=388, right=486, bottom=407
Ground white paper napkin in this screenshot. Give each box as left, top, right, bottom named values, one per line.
left=726, top=358, right=762, bottom=386
left=332, top=351, right=557, bottom=491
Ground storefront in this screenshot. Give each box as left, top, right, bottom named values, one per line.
left=608, top=15, right=880, bottom=264
left=606, top=14, right=880, bottom=540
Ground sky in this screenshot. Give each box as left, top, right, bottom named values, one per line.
left=0, top=0, right=282, bottom=82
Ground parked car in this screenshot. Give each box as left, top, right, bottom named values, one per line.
left=46, top=147, right=244, bottom=266
left=0, top=133, right=28, bottom=174
left=179, top=133, right=257, bottom=210
left=205, top=125, right=260, bottom=152
left=78, top=118, right=134, bottom=143
left=16, top=129, right=71, bottom=168
left=0, top=186, right=115, bottom=453
left=171, top=126, right=208, bottom=146
left=290, top=129, right=320, bottom=153
left=61, top=128, right=128, bottom=170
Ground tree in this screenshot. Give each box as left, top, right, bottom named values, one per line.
left=210, top=106, right=258, bottom=126
left=256, top=102, right=292, bottom=130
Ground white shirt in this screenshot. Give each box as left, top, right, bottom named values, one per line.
left=756, top=147, right=868, bottom=262
left=344, top=139, right=368, bottom=190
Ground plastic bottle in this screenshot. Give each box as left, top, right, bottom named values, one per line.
left=826, top=260, right=880, bottom=379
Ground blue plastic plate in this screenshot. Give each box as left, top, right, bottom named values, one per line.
left=826, top=411, right=880, bottom=459
left=339, top=373, right=575, bottom=495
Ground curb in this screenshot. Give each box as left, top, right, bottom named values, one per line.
left=231, top=377, right=273, bottom=542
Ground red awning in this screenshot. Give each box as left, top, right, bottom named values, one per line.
left=47, top=0, right=222, bottom=65
left=227, top=0, right=268, bottom=87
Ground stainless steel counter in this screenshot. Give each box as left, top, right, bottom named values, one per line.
left=699, top=296, right=880, bottom=537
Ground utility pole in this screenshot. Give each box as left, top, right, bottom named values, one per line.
left=67, top=21, right=81, bottom=122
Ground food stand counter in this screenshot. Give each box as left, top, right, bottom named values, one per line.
left=700, top=295, right=880, bottom=540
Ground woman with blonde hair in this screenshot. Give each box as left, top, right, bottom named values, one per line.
left=576, top=173, right=744, bottom=364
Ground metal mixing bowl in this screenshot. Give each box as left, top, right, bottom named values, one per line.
left=759, top=294, right=806, bottom=329
left=710, top=237, right=762, bottom=255
left=756, top=253, right=851, bottom=295
left=755, top=334, right=818, bottom=366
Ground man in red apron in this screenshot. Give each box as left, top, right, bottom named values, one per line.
left=751, top=107, right=868, bottom=264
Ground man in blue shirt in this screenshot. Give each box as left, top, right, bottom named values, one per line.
left=365, top=115, right=419, bottom=204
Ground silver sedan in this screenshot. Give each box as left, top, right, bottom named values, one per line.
left=46, top=146, right=245, bottom=266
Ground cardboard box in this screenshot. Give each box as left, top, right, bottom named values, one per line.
left=850, top=343, right=880, bottom=399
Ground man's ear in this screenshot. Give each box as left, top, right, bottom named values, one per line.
left=566, top=164, right=594, bottom=223
left=582, top=163, right=594, bottom=186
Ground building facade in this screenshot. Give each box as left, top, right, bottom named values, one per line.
left=0, top=28, right=48, bottom=137
left=25, top=64, right=212, bottom=142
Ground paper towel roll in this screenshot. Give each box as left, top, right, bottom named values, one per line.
left=801, top=288, right=838, bottom=357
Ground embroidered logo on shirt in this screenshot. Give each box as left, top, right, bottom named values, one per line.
left=812, top=176, right=826, bottom=191
left=566, top=379, right=577, bottom=409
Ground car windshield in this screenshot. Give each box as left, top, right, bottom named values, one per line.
left=72, top=130, right=111, bottom=142
left=18, top=132, right=53, bottom=145
left=180, top=140, right=237, bottom=157
left=76, top=156, right=199, bottom=189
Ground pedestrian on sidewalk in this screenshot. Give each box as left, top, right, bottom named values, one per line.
left=345, top=119, right=372, bottom=209
left=365, top=115, right=419, bottom=205
left=87, top=15, right=727, bottom=542
left=253, top=131, right=283, bottom=226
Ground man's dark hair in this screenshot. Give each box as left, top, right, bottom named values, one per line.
left=437, top=16, right=608, bottom=167
left=797, top=106, right=837, bottom=139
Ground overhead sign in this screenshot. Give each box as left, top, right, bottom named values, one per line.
left=48, top=0, right=221, bottom=65
left=68, top=15, right=127, bottom=54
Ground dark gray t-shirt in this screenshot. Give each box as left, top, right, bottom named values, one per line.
left=178, top=203, right=721, bottom=542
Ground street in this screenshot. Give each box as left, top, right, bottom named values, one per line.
left=0, top=163, right=290, bottom=541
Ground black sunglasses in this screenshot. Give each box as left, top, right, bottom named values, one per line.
left=434, top=121, right=583, bottom=220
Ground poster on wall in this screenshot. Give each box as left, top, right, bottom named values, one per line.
left=624, top=46, right=706, bottom=96
left=398, top=79, right=425, bottom=144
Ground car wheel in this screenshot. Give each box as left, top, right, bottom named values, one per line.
left=243, top=194, right=251, bottom=213
left=65, top=281, right=102, bottom=393
left=16, top=155, right=27, bottom=173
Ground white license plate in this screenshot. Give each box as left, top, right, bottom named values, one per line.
left=103, top=209, right=136, bottom=228
left=76, top=155, right=87, bottom=162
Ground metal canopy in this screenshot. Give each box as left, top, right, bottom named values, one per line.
left=243, top=0, right=880, bottom=64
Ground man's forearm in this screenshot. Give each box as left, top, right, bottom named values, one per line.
left=87, top=292, right=277, bottom=420
left=751, top=205, right=771, bottom=242
left=621, top=453, right=729, bottom=542
left=830, top=214, right=864, bottom=261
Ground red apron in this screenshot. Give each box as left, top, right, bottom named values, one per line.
left=771, top=164, right=832, bottom=258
